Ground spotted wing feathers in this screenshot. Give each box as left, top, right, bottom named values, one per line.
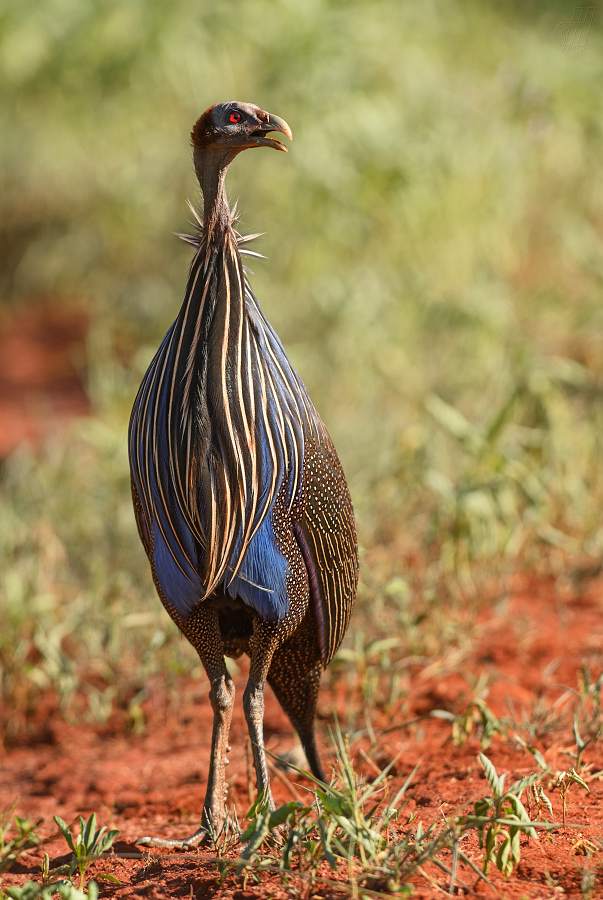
left=295, top=432, right=358, bottom=666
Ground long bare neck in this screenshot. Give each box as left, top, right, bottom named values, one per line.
left=193, top=147, right=237, bottom=240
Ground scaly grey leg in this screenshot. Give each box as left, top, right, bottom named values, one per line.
left=202, top=668, right=236, bottom=832
left=243, top=678, right=273, bottom=808
left=136, top=605, right=235, bottom=848
left=243, top=620, right=280, bottom=810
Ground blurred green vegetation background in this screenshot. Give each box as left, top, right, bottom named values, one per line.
left=2, top=0, right=603, bottom=732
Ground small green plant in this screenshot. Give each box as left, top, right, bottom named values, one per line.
left=551, top=768, right=590, bottom=827
left=527, top=783, right=554, bottom=821
left=576, top=665, right=603, bottom=724
left=432, top=696, right=506, bottom=749
left=457, top=752, right=553, bottom=878
left=207, top=805, right=241, bottom=862
left=40, top=853, right=50, bottom=885
left=237, top=792, right=308, bottom=879
left=0, top=803, right=42, bottom=874
left=52, top=815, right=119, bottom=890
left=563, top=714, right=601, bottom=772
left=580, top=869, right=597, bottom=900
left=507, top=694, right=573, bottom=744
left=572, top=838, right=599, bottom=900
left=334, top=635, right=403, bottom=710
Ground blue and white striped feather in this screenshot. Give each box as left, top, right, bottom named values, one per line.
left=129, top=217, right=321, bottom=622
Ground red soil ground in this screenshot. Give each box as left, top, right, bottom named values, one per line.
left=2, top=575, right=603, bottom=898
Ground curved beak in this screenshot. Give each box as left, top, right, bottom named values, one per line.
left=251, top=112, right=293, bottom=152
left=266, top=113, right=293, bottom=143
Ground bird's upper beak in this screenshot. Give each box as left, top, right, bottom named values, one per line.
left=248, top=112, right=293, bottom=152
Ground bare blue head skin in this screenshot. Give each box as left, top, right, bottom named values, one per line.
left=191, top=101, right=292, bottom=153
left=190, top=102, right=293, bottom=231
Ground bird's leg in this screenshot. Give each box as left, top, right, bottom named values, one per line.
left=243, top=621, right=281, bottom=810
left=202, top=662, right=236, bottom=834
left=136, top=605, right=234, bottom=849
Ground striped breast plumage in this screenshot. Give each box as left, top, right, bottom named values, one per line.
left=129, top=215, right=358, bottom=661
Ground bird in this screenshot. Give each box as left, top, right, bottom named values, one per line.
left=128, top=101, right=358, bottom=848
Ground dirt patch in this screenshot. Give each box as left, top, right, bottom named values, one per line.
left=0, top=301, right=89, bottom=456
left=2, top=574, right=603, bottom=897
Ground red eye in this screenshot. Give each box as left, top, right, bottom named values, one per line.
left=229, top=111, right=242, bottom=123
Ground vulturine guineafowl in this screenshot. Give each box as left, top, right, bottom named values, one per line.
left=128, top=102, right=358, bottom=847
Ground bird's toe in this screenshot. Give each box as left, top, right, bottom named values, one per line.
left=134, top=827, right=208, bottom=850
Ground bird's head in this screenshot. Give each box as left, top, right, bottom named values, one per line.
left=191, top=102, right=293, bottom=154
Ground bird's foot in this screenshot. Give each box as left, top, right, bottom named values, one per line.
left=135, top=826, right=208, bottom=850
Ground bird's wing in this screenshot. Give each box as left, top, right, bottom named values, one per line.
left=294, top=430, right=358, bottom=666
